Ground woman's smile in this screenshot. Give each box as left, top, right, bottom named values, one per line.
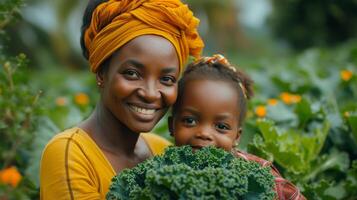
left=126, top=100, right=162, bottom=123
left=129, top=104, right=157, bottom=115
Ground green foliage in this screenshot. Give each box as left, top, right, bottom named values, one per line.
left=106, top=146, right=276, bottom=200
left=0, top=54, right=39, bottom=168
left=248, top=97, right=330, bottom=174
left=345, top=161, right=357, bottom=198
left=0, top=0, right=24, bottom=30
left=269, top=0, right=357, bottom=50
left=0, top=54, right=41, bottom=199
left=245, top=41, right=357, bottom=199
left=248, top=117, right=330, bottom=174
left=0, top=1, right=54, bottom=198
left=0, top=0, right=24, bottom=61
left=0, top=1, right=356, bottom=199
left=347, top=113, right=357, bottom=143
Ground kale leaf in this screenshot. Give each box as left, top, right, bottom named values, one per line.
left=106, top=146, right=276, bottom=200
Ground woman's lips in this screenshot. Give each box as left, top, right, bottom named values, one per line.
left=129, top=104, right=156, bottom=115
left=126, top=103, right=162, bottom=122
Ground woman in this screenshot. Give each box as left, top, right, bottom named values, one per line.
left=40, top=0, right=204, bottom=199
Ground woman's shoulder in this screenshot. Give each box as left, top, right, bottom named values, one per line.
left=40, top=126, right=114, bottom=176
left=41, top=127, right=97, bottom=161
left=44, top=127, right=86, bottom=148
left=141, top=133, right=172, bottom=155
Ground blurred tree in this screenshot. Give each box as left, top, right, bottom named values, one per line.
left=0, top=0, right=23, bottom=30
left=0, top=0, right=24, bottom=60
left=3, top=0, right=86, bottom=70
left=269, top=0, right=357, bottom=50
left=185, top=0, right=251, bottom=53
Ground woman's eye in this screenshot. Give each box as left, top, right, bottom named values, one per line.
left=160, top=76, right=176, bottom=86
left=216, top=123, right=230, bottom=131
left=182, top=117, right=197, bottom=126
left=123, top=69, right=139, bottom=79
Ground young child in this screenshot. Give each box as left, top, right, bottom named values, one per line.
left=168, top=54, right=306, bottom=200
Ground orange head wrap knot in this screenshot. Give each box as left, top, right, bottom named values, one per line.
left=84, top=0, right=204, bottom=73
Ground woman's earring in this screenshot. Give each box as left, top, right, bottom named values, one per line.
left=97, top=82, right=103, bottom=87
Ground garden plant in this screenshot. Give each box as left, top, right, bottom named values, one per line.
left=1, top=0, right=357, bottom=199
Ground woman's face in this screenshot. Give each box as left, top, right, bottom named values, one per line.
left=170, top=79, right=241, bottom=151
left=100, top=35, right=180, bottom=133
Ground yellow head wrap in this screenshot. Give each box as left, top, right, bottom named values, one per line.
left=84, top=0, right=204, bottom=73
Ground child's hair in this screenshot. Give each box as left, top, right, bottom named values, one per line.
left=172, top=54, right=254, bottom=125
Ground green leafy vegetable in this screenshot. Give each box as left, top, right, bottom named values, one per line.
left=347, top=113, right=357, bottom=143
left=106, top=146, right=276, bottom=200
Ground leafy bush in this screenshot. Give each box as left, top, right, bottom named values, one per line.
left=106, top=146, right=276, bottom=200
left=0, top=54, right=41, bottom=199
left=269, top=0, right=357, bottom=50
left=0, top=1, right=53, bottom=198
left=245, top=42, right=357, bottom=199
left=0, top=0, right=23, bottom=31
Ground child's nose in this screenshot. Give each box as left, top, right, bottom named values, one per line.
left=195, top=126, right=214, bottom=141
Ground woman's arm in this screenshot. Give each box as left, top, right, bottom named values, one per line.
left=141, top=133, right=172, bottom=155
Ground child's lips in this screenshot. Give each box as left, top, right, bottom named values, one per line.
left=190, top=144, right=208, bottom=150
left=191, top=146, right=201, bottom=150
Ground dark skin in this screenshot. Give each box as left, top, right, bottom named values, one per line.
left=79, top=35, right=179, bottom=173
left=78, top=104, right=151, bottom=172
left=169, top=79, right=243, bottom=152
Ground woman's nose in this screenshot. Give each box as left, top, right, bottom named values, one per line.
left=137, top=81, right=161, bottom=102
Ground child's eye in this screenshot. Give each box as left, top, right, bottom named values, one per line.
left=182, top=117, right=197, bottom=126
left=123, top=69, right=140, bottom=79
left=160, top=76, right=176, bottom=86
left=215, top=123, right=230, bottom=131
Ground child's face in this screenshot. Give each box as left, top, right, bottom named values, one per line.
left=170, top=79, right=241, bottom=151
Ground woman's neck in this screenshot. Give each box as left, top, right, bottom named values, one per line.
left=80, top=101, right=140, bottom=156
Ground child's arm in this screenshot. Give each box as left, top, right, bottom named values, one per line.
left=235, top=150, right=306, bottom=200
left=270, top=165, right=306, bottom=200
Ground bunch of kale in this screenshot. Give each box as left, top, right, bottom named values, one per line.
left=106, top=146, right=276, bottom=200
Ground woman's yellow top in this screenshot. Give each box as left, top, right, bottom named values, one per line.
left=40, top=127, right=171, bottom=200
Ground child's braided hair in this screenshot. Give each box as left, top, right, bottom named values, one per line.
left=172, top=54, right=254, bottom=125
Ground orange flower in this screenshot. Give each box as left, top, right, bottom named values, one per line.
left=280, top=92, right=293, bottom=104
left=340, top=70, right=353, bottom=81
left=0, top=166, right=22, bottom=187
left=291, top=94, right=301, bottom=103
left=280, top=92, right=301, bottom=104
left=267, top=98, right=278, bottom=106
left=74, top=92, right=89, bottom=106
left=55, top=97, right=68, bottom=106
left=255, top=105, right=266, bottom=118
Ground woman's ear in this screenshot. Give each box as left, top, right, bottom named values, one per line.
left=168, top=116, right=174, bottom=136
left=96, top=70, right=104, bottom=88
